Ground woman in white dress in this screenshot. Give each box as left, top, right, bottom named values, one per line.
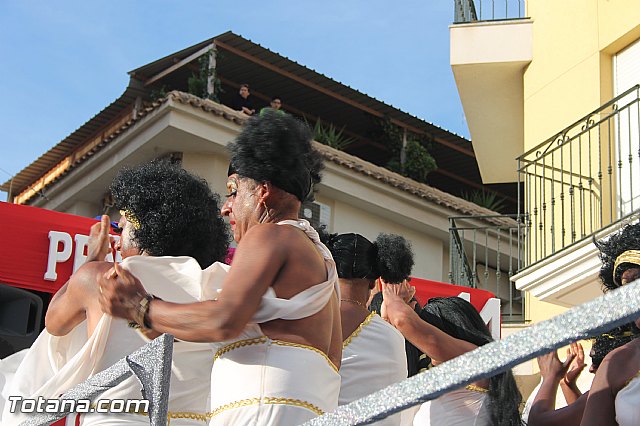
left=1, top=161, right=231, bottom=425
left=580, top=222, right=640, bottom=426
left=98, top=112, right=343, bottom=426
left=382, top=292, right=523, bottom=426
left=322, top=232, right=412, bottom=425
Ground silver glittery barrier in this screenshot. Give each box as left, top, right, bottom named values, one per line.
left=19, top=333, right=174, bottom=426
left=305, top=280, right=640, bottom=426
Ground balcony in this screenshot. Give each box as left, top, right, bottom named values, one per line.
left=454, top=0, right=526, bottom=24
left=449, top=214, right=524, bottom=322
left=512, top=85, right=640, bottom=306
left=518, top=85, right=640, bottom=266
left=450, top=85, right=640, bottom=311
left=450, top=1, right=532, bottom=184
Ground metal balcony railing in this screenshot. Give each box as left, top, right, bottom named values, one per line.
left=517, top=85, right=640, bottom=268
left=449, top=215, right=524, bottom=322
left=454, top=0, right=526, bottom=23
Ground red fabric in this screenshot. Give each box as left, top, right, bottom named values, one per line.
left=0, top=202, right=107, bottom=294
left=374, top=277, right=495, bottom=313
left=410, top=277, right=495, bottom=312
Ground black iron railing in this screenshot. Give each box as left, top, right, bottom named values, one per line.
left=517, top=85, right=640, bottom=268
left=449, top=215, right=524, bottom=322
left=454, top=0, right=526, bottom=23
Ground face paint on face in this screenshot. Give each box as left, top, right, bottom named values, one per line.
left=221, top=174, right=260, bottom=242
left=115, top=215, right=141, bottom=259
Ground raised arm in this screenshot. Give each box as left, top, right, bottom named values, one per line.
left=98, top=225, right=285, bottom=342
left=561, top=343, right=586, bottom=403
left=45, top=263, right=104, bottom=336
left=381, top=283, right=476, bottom=363
left=45, top=216, right=114, bottom=336
left=527, top=347, right=586, bottom=426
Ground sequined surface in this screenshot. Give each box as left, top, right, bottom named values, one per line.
left=304, top=280, right=640, bottom=426
left=20, top=334, right=174, bottom=426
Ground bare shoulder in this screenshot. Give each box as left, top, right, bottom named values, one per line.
left=242, top=223, right=312, bottom=251
left=598, top=340, right=640, bottom=392
left=69, top=261, right=113, bottom=292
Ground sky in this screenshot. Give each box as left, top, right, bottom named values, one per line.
left=0, top=1, right=469, bottom=201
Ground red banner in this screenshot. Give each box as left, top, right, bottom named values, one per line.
left=0, top=201, right=497, bottom=315
left=410, top=277, right=495, bottom=313
left=0, top=202, right=118, bottom=294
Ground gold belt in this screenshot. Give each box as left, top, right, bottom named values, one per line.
left=213, top=336, right=339, bottom=373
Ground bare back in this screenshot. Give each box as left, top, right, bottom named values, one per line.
left=259, top=224, right=343, bottom=368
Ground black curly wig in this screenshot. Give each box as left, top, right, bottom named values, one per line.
left=595, top=222, right=640, bottom=292
left=110, top=160, right=230, bottom=268
left=420, top=297, right=523, bottom=426
left=227, top=110, right=323, bottom=202
left=591, top=322, right=640, bottom=369
left=319, top=231, right=414, bottom=283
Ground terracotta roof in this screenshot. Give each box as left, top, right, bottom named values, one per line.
left=4, top=32, right=517, bottom=213
left=7, top=89, right=515, bottom=227
left=0, top=84, right=146, bottom=196
left=164, top=92, right=518, bottom=227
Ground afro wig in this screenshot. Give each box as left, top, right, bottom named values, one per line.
left=110, top=160, right=230, bottom=268
left=591, top=322, right=640, bottom=370
left=227, top=111, right=323, bottom=202
left=595, top=222, right=640, bottom=292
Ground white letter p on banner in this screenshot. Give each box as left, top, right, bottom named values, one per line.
left=44, top=231, right=73, bottom=281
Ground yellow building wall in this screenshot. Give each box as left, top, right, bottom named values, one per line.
left=524, top=0, right=640, bottom=151
left=520, top=0, right=640, bottom=265
left=527, top=293, right=567, bottom=324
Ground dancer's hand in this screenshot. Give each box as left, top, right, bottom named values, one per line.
left=98, top=261, right=148, bottom=321
left=537, top=347, right=574, bottom=381
left=564, top=342, right=586, bottom=386
left=87, top=215, right=115, bottom=262
left=381, top=281, right=414, bottom=324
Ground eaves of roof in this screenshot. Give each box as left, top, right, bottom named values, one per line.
left=1, top=82, right=147, bottom=195
left=13, top=90, right=513, bottom=227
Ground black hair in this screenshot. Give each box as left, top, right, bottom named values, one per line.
left=227, top=111, right=323, bottom=202
left=110, top=160, right=230, bottom=268
left=595, top=222, right=640, bottom=292
left=271, top=96, right=282, bottom=102
left=591, top=322, right=640, bottom=369
left=320, top=232, right=414, bottom=283
left=420, top=297, right=523, bottom=426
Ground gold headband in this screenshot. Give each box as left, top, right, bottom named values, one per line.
left=120, top=209, right=141, bottom=229
left=613, top=250, right=640, bottom=284
left=595, top=331, right=637, bottom=340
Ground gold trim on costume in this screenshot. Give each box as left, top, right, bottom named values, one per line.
left=213, top=336, right=268, bottom=361
left=343, top=312, right=375, bottom=349
left=465, top=384, right=489, bottom=393
left=614, top=250, right=640, bottom=284
left=596, top=331, right=637, bottom=340
left=208, top=397, right=324, bottom=419
left=120, top=209, right=141, bottom=229
left=271, top=339, right=339, bottom=373
left=213, top=336, right=339, bottom=373
left=87, top=404, right=208, bottom=423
